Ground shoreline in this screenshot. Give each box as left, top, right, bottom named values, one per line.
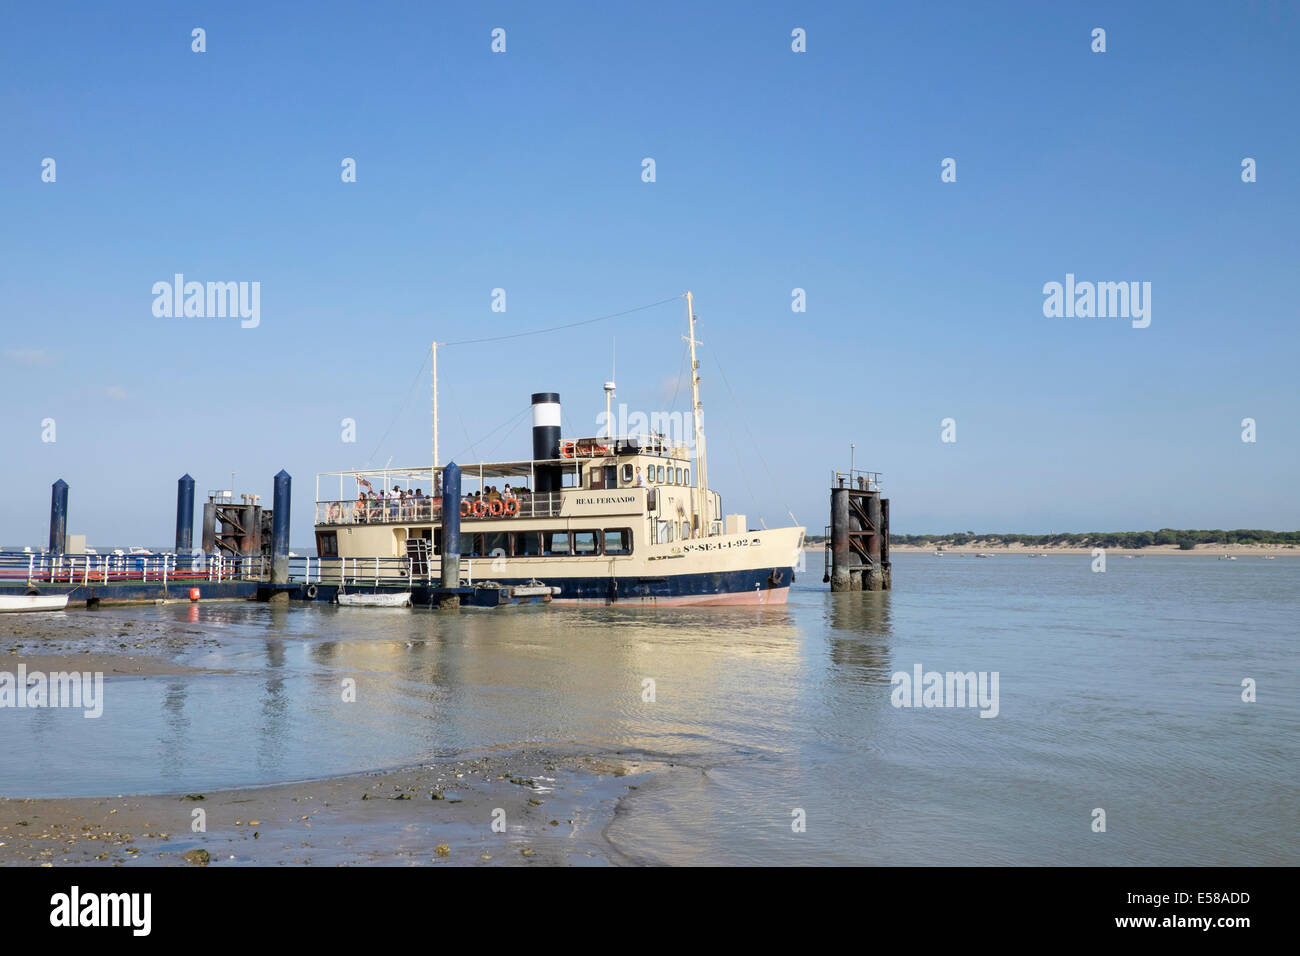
left=806, top=543, right=1298, bottom=556
left=0, top=748, right=654, bottom=866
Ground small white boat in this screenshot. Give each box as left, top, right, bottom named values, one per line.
left=337, top=591, right=412, bottom=608
left=0, top=593, right=70, bottom=613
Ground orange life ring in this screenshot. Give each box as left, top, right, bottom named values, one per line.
left=488, top=498, right=504, bottom=517
left=560, top=441, right=575, bottom=458
left=460, top=500, right=471, bottom=517
left=472, top=499, right=487, bottom=517
left=503, top=497, right=519, bottom=516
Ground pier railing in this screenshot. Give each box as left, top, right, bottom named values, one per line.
left=0, top=550, right=269, bottom=587
left=315, top=491, right=564, bottom=526
left=831, top=469, right=882, bottom=492
left=1, top=551, right=492, bottom=590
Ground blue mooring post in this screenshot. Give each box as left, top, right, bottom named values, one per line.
left=271, top=469, right=291, bottom=584
left=439, top=462, right=462, bottom=607
left=175, top=474, right=195, bottom=555
left=49, top=479, right=68, bottom=556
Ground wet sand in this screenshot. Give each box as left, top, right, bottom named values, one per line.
left=0, top=750, right=653, bottom=866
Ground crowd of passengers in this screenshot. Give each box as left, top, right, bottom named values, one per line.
left=355, top=483, right=531, bottom=523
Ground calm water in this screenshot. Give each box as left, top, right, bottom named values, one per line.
left=2, top=554, right=1296, bottom=865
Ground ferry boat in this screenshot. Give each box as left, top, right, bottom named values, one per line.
left=311, top=295, right=804, bottom=606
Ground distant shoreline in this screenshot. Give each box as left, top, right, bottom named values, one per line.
left=805, top=541, right=1298, bottom=556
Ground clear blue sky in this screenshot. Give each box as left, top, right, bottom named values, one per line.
left=2, top=0, right=1296, bottom=547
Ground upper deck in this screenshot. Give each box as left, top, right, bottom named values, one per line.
left=314, top=434, right=699, bottom=527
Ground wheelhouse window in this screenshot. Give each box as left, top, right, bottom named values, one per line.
left=603, top=529, right=632, bottom=555
left=684, top=469, right=690, bottom=485
left=657, top=465, right=665, bottom=483
left=676, top=468, right=683, bottom=484
left=620, top=464, right=634, bottom=485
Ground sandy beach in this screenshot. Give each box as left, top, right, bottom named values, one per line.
left=0, top=749, right=652, bottom=867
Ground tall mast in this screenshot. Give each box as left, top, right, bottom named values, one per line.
left=684, top=291, right=709, bottom=535
left=432, top=342, right=439, bottom=472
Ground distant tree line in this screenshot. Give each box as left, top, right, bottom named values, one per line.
left=888, top=530, right=1300, bottom=550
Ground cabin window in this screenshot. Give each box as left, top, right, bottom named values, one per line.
left=603, top=529, right=632, bottom=555
left=657, top=520, right=671, bottom=544
left=562, top=466, right=582, bottom=488
left=484, top=532, right=509, bottom=558
left=604, top=465, right=617, bottom=488
left=459, top=533, right=482, bottom=558
left=620, top=464, right=634, bottom=485
left=513, top=532, right=541, bottom=557
left=542, top=531, right=570, bottom=556
left=657, top=465, right=665, bottom=483
left=682, top=521, right=691, bottom=539
left=316, top=531, right=338, bottom=557
left=684, top=469, right=690, bottom=485
left=572, top=531, right=598, bottom=555
left=676, top=468, right=683, bottom=484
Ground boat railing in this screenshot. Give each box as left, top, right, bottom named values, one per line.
left=290, top=555, right=479, bottom=588
left=315, top=491, right=565, bottom=525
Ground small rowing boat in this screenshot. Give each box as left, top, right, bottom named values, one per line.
left=336, top=592, right=412, bottom=608
left=0, top=593, right=70, bottom=613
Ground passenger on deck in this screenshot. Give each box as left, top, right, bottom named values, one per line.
left=635, top=467, right=645, bottom=486
left=487, top=485, right=501, bottom=502
left=356, top=492, right=367, bottom=523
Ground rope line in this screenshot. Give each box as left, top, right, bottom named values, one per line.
left=439, top=294, right=685, bottom=348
